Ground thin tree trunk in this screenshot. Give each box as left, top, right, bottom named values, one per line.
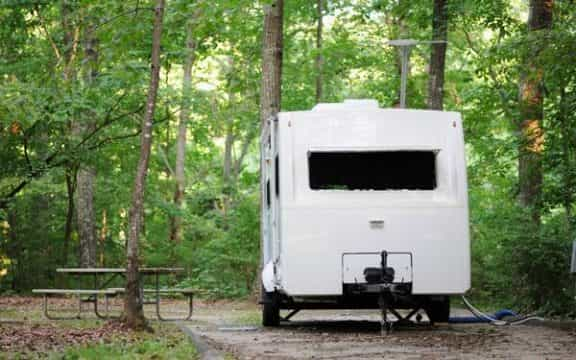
left=75, top=23, right=98, bottom=268
left=222, top=112, right=235, bottom=218
left=315, top=0, right=323, bottom=103
left=258, top=0, right=284, bottom=297
left=558, top=87, right=573, bottom=232
left=63, top=169, right=76, bottom=266
left=124, top=0, right=165, bottom=331
left=100, top=209, right=107, bottom=266
left=169, top=14, right=198, bottom=244
left=387, top=0, right=408, bottom=107
left=427, top=0, right=449, bottom=110
left=223, top=63, right=236, bottom=204
left=518, top=0, right=553, bottom=224
left=7, top=209, right=19, bottom=291
left=60, top=0, right=76, bottom=83
left=223, top=120, right=235, bottom=186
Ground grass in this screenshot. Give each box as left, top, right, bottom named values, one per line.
left=47, top=325, right=198, bottom=360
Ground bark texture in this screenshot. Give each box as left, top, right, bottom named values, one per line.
left=124, top=0, right=165, bottom=330
left=518, top=0, right=553, bottom=224
left=260, top=0, right=284, bottom=128
left=62, top=170, right=76, bottom=266
left=427, top=0, right=449, bottom=110
left=386, top=0, right=409, bottom=107
left=74, top=23, right=99, bottom=267
left=169, top=15, right=198, bottom=244
left=315, top=0, right=323, bottom=103
left=75, top=166, right=97, bottom=267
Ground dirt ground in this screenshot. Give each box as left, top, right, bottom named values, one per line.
left=184, top=302, right=576, bottom=360
left=2, top=296, right=576, bottom=359
left=0, top=296, right=186, bottom=356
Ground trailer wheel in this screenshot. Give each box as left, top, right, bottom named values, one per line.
left=425, top=296, right=450, bottom=324
left=262, top=290, right=280, bottom=327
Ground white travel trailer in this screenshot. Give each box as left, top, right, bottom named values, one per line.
left=260, top=99, right=470, bottom=327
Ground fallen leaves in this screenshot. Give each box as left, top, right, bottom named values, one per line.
left=0, top=320, right=131, bottom=355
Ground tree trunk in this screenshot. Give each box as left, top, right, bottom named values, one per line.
left=427, top=0, right=449, bottom=110
left=76, top=166, right=97, bottom=266
left=63, top=169, right=76, bottom=266
left=124, top=0, right=165, bottom=331
left=260, top=0, right=284, bottom=128
left=99, top=209, right=107, bottom=266
left=74, top=23, right=99, bottom=268
left=7, top=209, right=20, bottom=291
left=558, top=87, right=573, bottom=231
left=223, top=63, right=236, bottom=208
left=518, top=0, right=553, bottom=224
left=315, top=0, right=323, bottom=103
left=387, top=0, right=409, bottom=107
left=169, top=17, right=197, bottom=244
left=60, top=0, right=76, bottom=83
left=258, top=0, right=284, bottom=297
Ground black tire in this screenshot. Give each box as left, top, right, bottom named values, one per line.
left=262, top=290, right=280, bottom=327
left=425, top=296, right=450, bottom=324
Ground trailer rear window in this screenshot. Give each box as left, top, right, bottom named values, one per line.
left=308, top=151, right=437, bottom=191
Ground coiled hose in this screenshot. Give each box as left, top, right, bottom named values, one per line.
left=449, top=296, right=545, bottom=325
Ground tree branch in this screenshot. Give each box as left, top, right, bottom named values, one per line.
left=93, top=7, right=154, bottom=30
left=0, top=102, right=144, bottom=208
left=34, top=6, right=62, bottom=61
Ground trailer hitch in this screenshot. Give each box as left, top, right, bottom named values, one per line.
left=363, top=250, right=396, bottom=335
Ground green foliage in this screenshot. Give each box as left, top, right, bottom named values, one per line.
left=470, top=193, right=575, bottom=316
left=179, top=193, right=260, bottom=298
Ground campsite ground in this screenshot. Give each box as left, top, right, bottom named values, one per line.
left=2, top=296, right=576, bottom=359
left=186, top=301, right=576, bottom=360
left=0, top=296, right=198, bottom=359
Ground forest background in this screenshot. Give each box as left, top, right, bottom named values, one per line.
left=0, top=0, right=575, bottom=317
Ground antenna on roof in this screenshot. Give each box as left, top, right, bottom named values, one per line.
left=387, top=39, right=447, bottom=109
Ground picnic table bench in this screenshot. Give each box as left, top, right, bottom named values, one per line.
left=33, top=267, right=194, bottom=321
left=108, top=287, right=195, bottom=321
left=32, top=289, right=117, bottom=320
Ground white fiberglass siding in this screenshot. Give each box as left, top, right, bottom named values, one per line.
left=271, top=105, right=470, bottom=296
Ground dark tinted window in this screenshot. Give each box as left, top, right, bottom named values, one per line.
left=309, top=151, right=437, bottom=191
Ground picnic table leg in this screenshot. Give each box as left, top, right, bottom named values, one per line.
left=92, top=292, right=117, bottom=319
left=155, top=292, right=194, bottom=321
left=186, top=293, right=194, bottom=321
left=41, top=294, right=81, bottom=320
left=93, top=293, right=104, bottom=319
left=42, top=294, right=50, bottom=319
left=155, top=273, right=161, bottom=320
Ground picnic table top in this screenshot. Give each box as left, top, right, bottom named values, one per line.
left=56, top=267, right=185, bottom=274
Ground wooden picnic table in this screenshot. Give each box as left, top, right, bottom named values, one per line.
left=37, top=267, right=193, bottom=321
left=57, top=267, right=184, bottom=292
